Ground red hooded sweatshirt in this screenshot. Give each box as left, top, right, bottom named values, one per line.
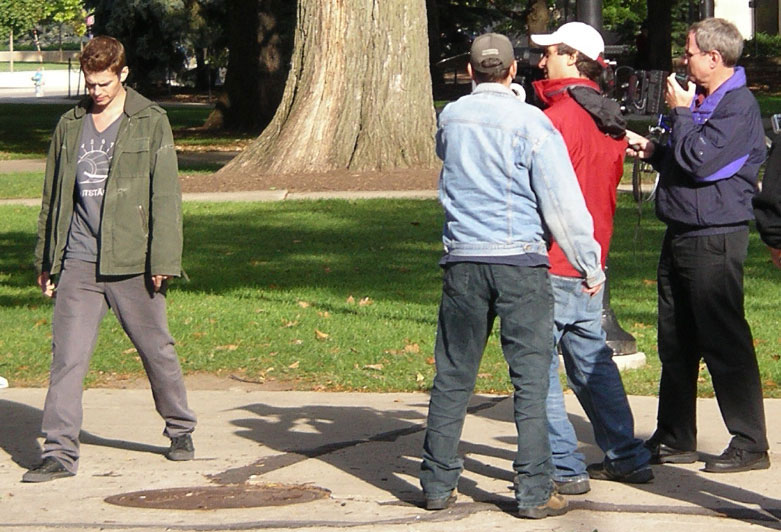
left=533, top=77, right=627, bottom=278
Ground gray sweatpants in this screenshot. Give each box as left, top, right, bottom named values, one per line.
left=41, top=259, right=196, bottom=473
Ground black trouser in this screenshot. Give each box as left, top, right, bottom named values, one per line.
left=654, top=228, right=768, bottom=453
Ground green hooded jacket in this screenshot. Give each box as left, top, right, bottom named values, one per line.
left=34, top=87, right=183, bottom=278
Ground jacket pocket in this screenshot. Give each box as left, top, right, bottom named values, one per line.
left=114, top=138, right=150, bottom=178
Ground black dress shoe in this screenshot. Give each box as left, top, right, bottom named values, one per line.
left=645, top=438, right=698, bottom=464
left=703, top=447, right=770, bottom=473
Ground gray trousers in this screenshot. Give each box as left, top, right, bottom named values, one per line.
left=41, top=259, right=196, bottom=473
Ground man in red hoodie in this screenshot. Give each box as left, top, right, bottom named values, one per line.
left=531, top=22, right=652, bottom=494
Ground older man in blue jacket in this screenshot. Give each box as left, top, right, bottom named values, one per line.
left=627, top=18, right=769, bottom=473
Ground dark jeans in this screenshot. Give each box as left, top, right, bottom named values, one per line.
left=420, top=263, right=555, bottom=509
left=655, top=229, right=768, bottom=452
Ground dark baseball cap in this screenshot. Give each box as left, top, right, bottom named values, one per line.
left=470, top=33, right=515, bottom=74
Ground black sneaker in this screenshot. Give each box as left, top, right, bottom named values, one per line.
left=703, top=447, right=770, bottom=473
left=517, top=492, right=568, bottom=519
left=22, top=457, right=74, bottom=483
left=425, top=489, right=456, bottom=510
left=587, top=461, right=653, bottom=484
left=166, top=434, right=195, bottom=461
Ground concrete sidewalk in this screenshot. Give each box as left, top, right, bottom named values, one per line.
left=0, top=386, right=779, bottom=532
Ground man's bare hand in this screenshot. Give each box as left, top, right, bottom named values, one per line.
left=37, top=271, right=55, bottom=298
left=665, top=72, right=696, bottom=110
left=582, top=281, right=604, bottom=297
left=152, top=274, right=171, bottom=291
left=626, top=130, right=655, bottom=159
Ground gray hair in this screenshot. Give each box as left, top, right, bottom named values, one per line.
left=689, top=18, right=743, bottom=67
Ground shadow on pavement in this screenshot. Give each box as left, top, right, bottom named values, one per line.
left=0, top=399, right=168, bottom=471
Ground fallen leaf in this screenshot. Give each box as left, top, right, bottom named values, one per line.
left=425, top=357, right=435, bottom=365
left=364, top=364, right=384, bottom=371
left=283, top=320, right=299, bottom=328
left=359, top=297, right=373, bottom=306
left=192, top=332, right=206, bottom=338
left=298, top=301, right=311, bottom=308
left=34, top=318, right=48, bottom=327
left=291, top=339, right=303, bottom=345
left=346, top=295, right=355, bottom=304
left=122, top=348, right=137, bottom=355
left=288, top=361, right=300, bottom=369
left=404, top=343, right=420, bottom=354
left=416, top=372, right=425, bottom=382
left=315, top=329, right=330, bottom=340
left=771, top=354, right=780, bottom=361
left=215, top=344, right=239, bottom=351
left=318, top=311, right=331, bottom=318
left=642, top=279, right=657, bottom=286
left=477, top=373, right=491, bottom=379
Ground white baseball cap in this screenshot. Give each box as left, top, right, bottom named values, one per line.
left=531, top=22, right=605, bottom=65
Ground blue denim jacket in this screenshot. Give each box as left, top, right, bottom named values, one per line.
left=437, top=83, right=605, bottom=287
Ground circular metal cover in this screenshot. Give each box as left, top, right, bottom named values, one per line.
left=105, top=483, right=330, bottom=510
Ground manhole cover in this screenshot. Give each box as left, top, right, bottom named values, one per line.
left=105, top=483, right=331, bottom=510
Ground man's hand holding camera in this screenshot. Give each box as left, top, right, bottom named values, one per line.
left=626, top=73, right=696, bottom=160
left=665, top=72, right=696, bottom=110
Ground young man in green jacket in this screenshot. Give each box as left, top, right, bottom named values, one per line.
left=24, top=36, right=196, bottom=483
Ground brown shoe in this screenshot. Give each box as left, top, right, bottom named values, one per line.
left=517, top=492, right=568, bottom=519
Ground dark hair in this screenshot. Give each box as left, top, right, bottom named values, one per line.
left=556, top=44, right=602, bottom=82
left=80, top=36, right=126, bottom=75
left=473, top=66, right=512, bottom=84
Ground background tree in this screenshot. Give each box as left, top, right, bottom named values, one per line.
left=183, top=0, right=227, bottom=91
left=87, top=0, right=190, bottom=90
left=217, top=0, right=437, bottom=178
left=0, top=0, right=85, bottom=69
left=204, top=0, right=296, bottom=132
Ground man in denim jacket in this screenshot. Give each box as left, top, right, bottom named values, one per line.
left=420, top=32, right=605, bottom=519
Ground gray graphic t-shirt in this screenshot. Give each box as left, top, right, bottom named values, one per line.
left=64, top=114, right=122, bottom=262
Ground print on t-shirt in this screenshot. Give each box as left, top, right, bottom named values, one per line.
left=64, top=115, right=123, bottom=262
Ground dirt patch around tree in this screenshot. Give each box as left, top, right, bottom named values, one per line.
left=179, top=165, right=441, bottom=194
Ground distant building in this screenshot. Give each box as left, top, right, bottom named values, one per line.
left=715, top=0, right=779, bottom=38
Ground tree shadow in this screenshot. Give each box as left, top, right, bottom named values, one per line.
left=0, top=399, right=168, bottom=471
left=219, top=395, right=520, bottom=511
left=221, top=394, right=781, bottom=525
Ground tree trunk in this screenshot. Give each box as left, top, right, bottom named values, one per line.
left=217, top=0, right=437, bottom=176
left=204, top=0, right=294, bottom=132
left=647, top=0, right=674, bottom=71
left=9, top=30, right=13, bottom=73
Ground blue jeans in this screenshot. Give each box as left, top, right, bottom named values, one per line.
left=546, top=275, right=650, bottom=478
left=421, top=263, right=555, bottom=509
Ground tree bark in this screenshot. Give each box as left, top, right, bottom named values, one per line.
left=204, top=0, right=294, bottom=132
left=647, top=0, right=674, bottom=71
left=217, top=0, right=437, bottom=176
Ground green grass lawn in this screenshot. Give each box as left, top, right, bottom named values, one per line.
left=2, top=196, right=780, bottom=396
left=0, top=103, right=226, bottom=160
left=0, top=62, right=69, bottom=72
